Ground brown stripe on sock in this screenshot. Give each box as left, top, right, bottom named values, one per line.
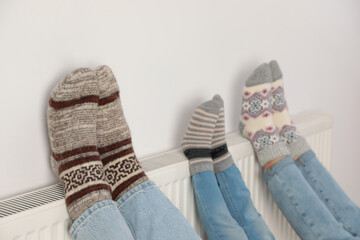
left=101, top=147, right=134, bottom=165
left=99, top=91, right=119, bottom=106
left=49, top=95, right=99, bottom=109
left=98, top=138, right=132, bottom=155
left=112, top=172, right=146, bottom=200
left=52, top=146, right=98, bottom=161
left=58, top=155, right=100, bottom=173
left=65, top=184, right=111, bottom=205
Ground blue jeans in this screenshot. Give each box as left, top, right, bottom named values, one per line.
left=70, top=181, right=201, bottom=240
left=192, top=171, right=249, bottom=240
left=216, top=164, right=275, bottom=240
left=70, top=200, right=134, bottom=240
left=264, top=157, right=360, bottom=240
left=295, top=150, right=360, bottom=237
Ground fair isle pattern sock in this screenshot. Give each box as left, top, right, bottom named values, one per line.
left=211, top=95, right=234, bottom=173
left=239, top=63, right=290, bottom=166
left=181, top=98, right=221, bottom=175
left=95, top=66, right=148, bottom=201
left=269, top=60, right=310, bottom=159
left=48, top=68, right=111, bottom=221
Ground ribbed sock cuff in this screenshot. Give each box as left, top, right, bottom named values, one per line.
left=288, top=137, right=311, bottom=159
left=256, top=142, right=290, bottom=167
left=189, top=158, right=214, bottom=175
left=214, top=153, right=234, bottom=173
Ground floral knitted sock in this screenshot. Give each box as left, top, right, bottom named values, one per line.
left=181, top=97, right=221, bottom=175
left=269, top=60, right=310, bottom=159
left=239, top=63, right=290, bottom=167
left=95, top=65, right=148, bottom=201
left=211, top=95, right=235, bottom=173
left=48, top=68, right=111, bottom=221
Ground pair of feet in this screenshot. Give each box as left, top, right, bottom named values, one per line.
left=48, top=66, right=148, bottom=221
left=240, top=60, right=310, bottom=167
left=181, top=95, right=234, bottom=175
left=182, top=60, right=310, bottom=173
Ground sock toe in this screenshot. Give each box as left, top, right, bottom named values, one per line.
left=49, top=68, right=98, bottom=110
left=269, top=60, right=283, bottom=81
left=245, top=63, right=272, bottom=87
left=95, top=65, right=119, bottom=97
left=199, top=98, right=221, bottom=116
left=212, top=94, right=224, bottom=107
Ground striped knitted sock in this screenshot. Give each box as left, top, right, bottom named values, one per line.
left=239, top=63, right=290, bottom=167
left=181, top=97, right=221, bottom=175
left=95, top=66, right=148, bottom=201
left=269, top=60, right=310, bottom=159
left=211, top=95, right=235, bottom=173
left=48, top=68, right=111, bottom=221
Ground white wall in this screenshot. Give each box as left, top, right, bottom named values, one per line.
left=1, top=0, right=359, bottom=204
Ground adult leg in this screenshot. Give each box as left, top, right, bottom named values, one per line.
left=70, top=200, right=135, bottom=240
left=48, top=68, right=134, bottom=240
left=117, top=181, right=202, bottom=240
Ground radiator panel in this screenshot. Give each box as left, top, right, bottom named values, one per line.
left=0, top=112, right=333, bottom=240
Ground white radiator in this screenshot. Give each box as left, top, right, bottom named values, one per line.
left=0, top=112, right=333, bottom=240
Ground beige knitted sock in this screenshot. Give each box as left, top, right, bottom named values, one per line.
left=95, top=65, right=148, bottom=201
left=48, top=68, right=111, bottom=221
left=269, top=60, right=310, bottom=159
left=239, top=63, right=290, bottom=166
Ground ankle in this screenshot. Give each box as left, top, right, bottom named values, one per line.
left=264, top=156, right=287, bottom=171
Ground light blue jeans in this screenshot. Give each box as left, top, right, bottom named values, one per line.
left=295, top=150, right=360, bottom=237
left=192, top=171, right=249, bottom=240
left=70, top=181, right=201, bottom=240
left=216, top=164, right=275, bottom=240
left=264, top=157, right=360, bottom=240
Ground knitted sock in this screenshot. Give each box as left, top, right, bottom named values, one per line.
left=211, top=95, right=235, bottom=173
left=48, top=68, right=111, bottom=221
left=239, top=63, right=290, bottom=167
left=269, top=60, right=310, bottom=159
left=182, top=97, right=221, bottom=175
left=95, top=65, right=148, bottom=201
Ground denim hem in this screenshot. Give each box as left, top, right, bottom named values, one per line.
left=69, top=199, right=117, bottom=236
left=298, top=149, right=315, bottom=163
left=116, top=180, right=154, bottom=206
left=263, top=157, right=294, bottom=183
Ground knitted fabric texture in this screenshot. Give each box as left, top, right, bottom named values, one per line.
left=181, top=97, right=221, bottom=175
left=48, top=68, right=111, bottom=221
left=95, top=65, right=148, bottom=201
left=240, top=63, right=290, bottom=166
left=269, top=60, right=310, bottom=159
left=211, top=95, right=235, bottom=173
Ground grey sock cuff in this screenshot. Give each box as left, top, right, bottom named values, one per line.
left=189, top=158, right=214, bottom=175
left=269, top=60, right=283, bottom=81
left=288, top=137, right=311, bottom=159
left=245, top=63, right=272, bottom=87
left=214, top=154, right=234, bottom=173
left=256, top=142, right=290, bottom=167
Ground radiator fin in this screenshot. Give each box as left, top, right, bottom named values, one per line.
left=0, top=184, right=64, bottom=218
